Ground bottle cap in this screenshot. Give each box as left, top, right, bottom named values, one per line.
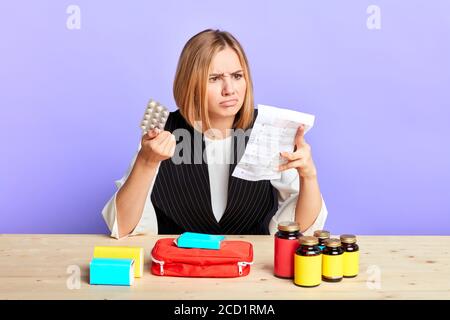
left=298, top=236, right=319, bottom=246
left=277, top=221, right=300, bottom=232
left=340, top=234, right=357, bottom=244
left=324, top=238, right=342, bottom=248
left=313, top=230, right=330, bottom=239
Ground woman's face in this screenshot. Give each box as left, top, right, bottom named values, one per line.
left=207, top=47, right=247, bottom=124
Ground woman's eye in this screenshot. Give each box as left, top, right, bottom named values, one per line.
left=233, top=74, right=243, bottom=80
left=209, top=77, right=219, bottom=82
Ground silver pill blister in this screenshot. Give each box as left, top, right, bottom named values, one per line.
left=140, top=99, right=169, bottom=134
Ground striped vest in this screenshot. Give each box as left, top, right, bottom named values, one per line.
left=150, top=109, right=278, bottom=234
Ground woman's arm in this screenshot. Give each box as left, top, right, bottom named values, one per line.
left=295, top=175, right=323, bottom=233
left=115, top=155, right=158, bottom=238
left=279, top=124, right=323, bottom=233
left=115, top=128, right=176, bottom=238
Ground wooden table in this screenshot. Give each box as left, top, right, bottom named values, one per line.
left=0, top=234, right=449, bottom=300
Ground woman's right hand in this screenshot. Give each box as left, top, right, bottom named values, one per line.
left=137, top=128, right=176, bottom=167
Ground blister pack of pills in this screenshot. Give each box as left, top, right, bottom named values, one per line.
left=140, top=99, right=170, bottom=135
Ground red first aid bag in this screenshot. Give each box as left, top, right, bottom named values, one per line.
left=150, top=238, right=254, bottom=278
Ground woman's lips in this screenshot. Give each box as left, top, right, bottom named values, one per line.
left=220, top=99, right=238, bottom=107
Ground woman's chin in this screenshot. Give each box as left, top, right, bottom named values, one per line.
left=213, top=104, right=241, bottom=117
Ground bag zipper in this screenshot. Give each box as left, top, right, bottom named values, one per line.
left=151, top=254, right=254, bottom=276
left=237, top=261, right=254, bottom=276
left=151, top=255, right=165, bottom=275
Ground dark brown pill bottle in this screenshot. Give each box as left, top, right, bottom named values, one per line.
left=340, top=234, right=359, bottom=278
left=294, top=236, right=322, bottom=287
left=313, top=230, right=330, bottom=251
left=322, top=238, right=344, bottom=282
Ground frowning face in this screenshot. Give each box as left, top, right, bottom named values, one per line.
left=207, top=47, right=247, bottom=127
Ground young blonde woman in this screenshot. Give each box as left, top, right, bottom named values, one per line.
left=102, top=29, right=328, bottom=239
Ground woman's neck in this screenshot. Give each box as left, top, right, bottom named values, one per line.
left=205, top=115, right=235, bottom=140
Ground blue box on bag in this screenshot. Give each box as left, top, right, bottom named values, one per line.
left=176, top=232, right=225, bottom=250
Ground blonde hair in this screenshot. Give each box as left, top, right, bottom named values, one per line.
left=173, top=29, right=255, bottom=131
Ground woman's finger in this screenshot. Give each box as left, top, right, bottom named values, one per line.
left=162, top=135, right=176, bottom=155
left=152, top=130, right=171, bottom=144
left=279, top=159, right=304, bottom=171
left=280, top=150, right=304, bottom=161
left=146, top=131, right=167, bottom=150
left=294, top=125, right=305, bottom=150
left=158, top=133, right=174, bottom=153
left=143, top=128, right=160, bottom=141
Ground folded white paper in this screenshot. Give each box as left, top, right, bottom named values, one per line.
left=232, top=104, right=315, bottom=181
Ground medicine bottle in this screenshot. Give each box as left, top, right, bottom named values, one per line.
left=274, top=221, right=302, bottom=278
left=322, top=238, right=344, bottom=282
left=313, top=230, right=330, bottom=251
left=340, top=234, right=359, bottom=278
left=294, top=236, right=322, bottom=287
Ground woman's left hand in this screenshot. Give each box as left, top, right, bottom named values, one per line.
left=279, top=124, right=317, bottom=179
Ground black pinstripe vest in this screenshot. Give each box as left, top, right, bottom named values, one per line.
left=150, top=109, right=278, bottom=235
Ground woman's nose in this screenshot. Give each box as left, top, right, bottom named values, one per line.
left=222, top=77, right=235, bottom=96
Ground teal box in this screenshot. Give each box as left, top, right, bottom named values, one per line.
left=177, top=232, right=225, bottom=250
left=90, top=258, right=135, bottom=286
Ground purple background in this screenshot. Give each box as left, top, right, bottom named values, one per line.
left=1, top=1, right=449, bottom=235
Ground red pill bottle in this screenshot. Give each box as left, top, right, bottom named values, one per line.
left=274, top=221, right=302, bottom=278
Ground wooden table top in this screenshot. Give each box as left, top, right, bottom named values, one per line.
left=0, top=234, right=449, bottom=300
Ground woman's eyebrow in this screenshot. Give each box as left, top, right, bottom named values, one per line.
left=209, top=70, right=243, bottom=76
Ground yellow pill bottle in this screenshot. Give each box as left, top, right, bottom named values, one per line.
left=322, top=238, right=344, bottom=282
left=340, top=234, right=359, bottom=278
left=294, top=236, right=322, bottom=288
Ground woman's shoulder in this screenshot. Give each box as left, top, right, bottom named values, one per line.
left=164, top=108, right=188, bottom=132
left=167, top=109, right=181, bottom=121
